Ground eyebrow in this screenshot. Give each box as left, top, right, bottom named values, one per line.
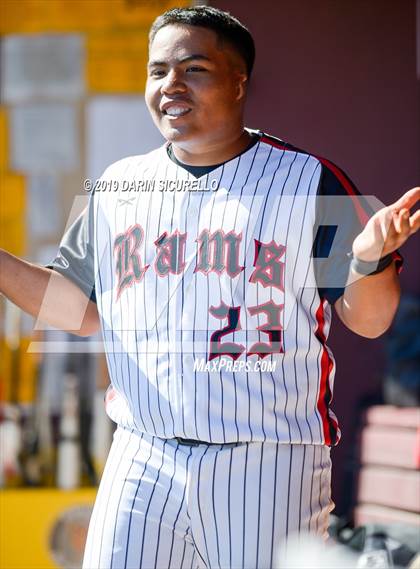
left=148, top=54, right=212, bottom=68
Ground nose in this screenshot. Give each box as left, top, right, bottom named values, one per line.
left=160, top=69, right=186, bottom=95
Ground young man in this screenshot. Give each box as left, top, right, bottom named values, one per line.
left=1, top=6, right=418, bottom=568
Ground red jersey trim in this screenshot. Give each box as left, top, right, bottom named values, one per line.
left=314, top=299, right=338, bottom=447
left=392, top=251, right=403, bottom=274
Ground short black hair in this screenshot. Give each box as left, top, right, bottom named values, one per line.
left=149, top=5, right=255, bottom=78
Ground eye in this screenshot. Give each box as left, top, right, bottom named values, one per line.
left=149, top=68, right=166, bottom=77
left=186, top=66, right=207, bottom=73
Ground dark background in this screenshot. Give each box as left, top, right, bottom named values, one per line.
left=212, top=0, right=419, bottom=516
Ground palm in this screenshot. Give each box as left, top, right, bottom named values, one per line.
left=352, top=187, right=420, bottom=262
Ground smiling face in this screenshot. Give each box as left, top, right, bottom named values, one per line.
left=145, top=24, right=248, bottom=161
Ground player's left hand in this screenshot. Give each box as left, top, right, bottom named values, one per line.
left=352, top=187, right=420, bottom=261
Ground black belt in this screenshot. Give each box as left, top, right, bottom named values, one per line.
left=174, top=437, right=239, bottom=447
left=174, top=437, right=211, bottom=446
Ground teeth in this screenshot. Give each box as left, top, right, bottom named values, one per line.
left=165, top=107, right=190, bottom=117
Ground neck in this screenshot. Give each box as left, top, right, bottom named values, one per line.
left=170, top=129, right=253, bottom=166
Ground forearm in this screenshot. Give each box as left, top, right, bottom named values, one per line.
left=0, top=249, right=99, bottom=336
left=339, top=186, right=420, bottom=337
left=335, top=262, right=400, bottom=338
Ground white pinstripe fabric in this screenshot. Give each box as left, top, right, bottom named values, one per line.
left=82, top=427, right=333, bottom=569
left=93, top=134, right=339, bottom=446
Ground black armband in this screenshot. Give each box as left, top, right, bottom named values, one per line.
left=350, top=253, right=393, bottom=276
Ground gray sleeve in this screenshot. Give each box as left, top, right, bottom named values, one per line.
left=47, top=196, right=96, bottom=303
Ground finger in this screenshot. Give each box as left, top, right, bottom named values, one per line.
left=391, top=187, right=420, bottom=212
left=393, top=209, right=408, bottom=234
left=400, top=209, right=411, bottom=234
left=409, top=209, right=420, bottom=235
left=392, top=210, right=401, bottom=233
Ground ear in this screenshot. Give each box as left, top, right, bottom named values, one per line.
left=235, top=73, right=248, bottom=101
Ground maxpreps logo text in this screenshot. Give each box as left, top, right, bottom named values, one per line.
left=193, top=358, right=277, bottom=373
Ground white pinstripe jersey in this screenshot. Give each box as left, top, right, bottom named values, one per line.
left=52, top=131, right=372, bottom=446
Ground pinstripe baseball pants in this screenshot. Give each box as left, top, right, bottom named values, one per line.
left=83, top=426, right=333, bottom=569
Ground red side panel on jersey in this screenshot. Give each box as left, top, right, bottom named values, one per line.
left=314, top=300, right=338, bottom=447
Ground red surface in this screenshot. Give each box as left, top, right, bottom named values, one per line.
left=354, top=504, right=420, bottom=527
left=357, top=466, right=420, bottom=512
left=359, top=424, right=420, bottom=469
left=364, top=406, right=420, bottom=429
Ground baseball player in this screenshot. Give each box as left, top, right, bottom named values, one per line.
left=1, top=6, right=419, bottom=569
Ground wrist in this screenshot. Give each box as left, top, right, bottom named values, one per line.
left=350, top=253, right=393, bottom=276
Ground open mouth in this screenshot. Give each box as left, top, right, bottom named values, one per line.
left=162, top=106, right=192, bottom=118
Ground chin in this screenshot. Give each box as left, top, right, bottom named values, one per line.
left=160, top=125, right=193, bottom=144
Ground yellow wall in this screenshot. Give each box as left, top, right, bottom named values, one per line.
left=0, top=489, right=97, bottom=568
left=87, top=30, right=149, bottom=93
left=1, top=0, right=190, bottom=93
left=0, top=0, right=190, bottom=34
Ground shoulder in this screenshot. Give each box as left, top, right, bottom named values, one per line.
left=259, top=131, right=358, bottom=197
left=259, top=131, right=317, bottom=164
